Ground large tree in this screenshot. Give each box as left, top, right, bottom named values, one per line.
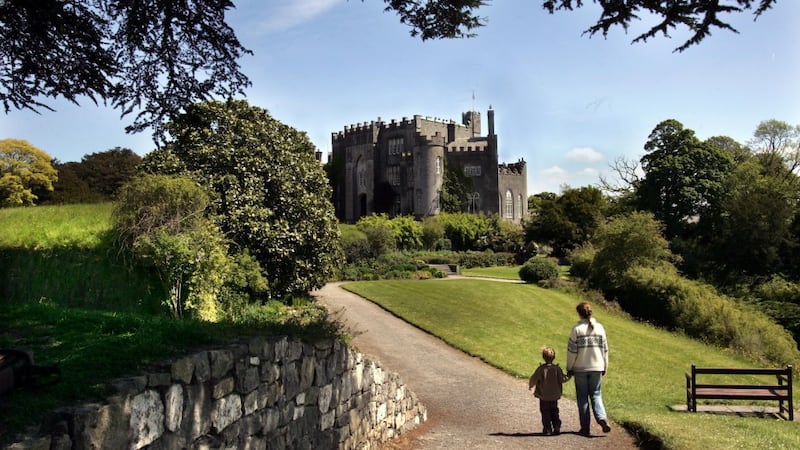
left=1, top=0, right=251, bottom=135
left=388, top=1, right=777, bottom=51
left=2, top=1, right=778, bottom=136
left=524, top=186, right=606, bottom=256
left=140, top=99, right=343, bottom=301
left=0, top=139, right=58, bottom=207
left=636, top=119, right=733, bottom=240
left=76, top=147, right=142, bottom=198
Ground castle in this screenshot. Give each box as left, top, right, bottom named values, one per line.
left=330, top=108, right=527, bottom=224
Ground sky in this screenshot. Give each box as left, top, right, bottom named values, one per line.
left=2, top=0, right=799, bottom=195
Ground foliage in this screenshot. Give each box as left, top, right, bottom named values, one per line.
left=749, top=119, right=800, bottom=175
left=356, top=214, right=397, bottom=257
left=518, top=257, right=560, bottom=283
left=619, top=265, right=800, bottom=367
left=0, top=139, right=58, bottom=207
left=524, top=186, right=606, bottom=256
left=76, top=147, right=142, bottom=198
left=339, top=224, right=371, bottom=263
left=113, top=174, right=208, bottom=250
left=42, top=161, right=105, bottom=204
left=114, top=174, right=267, bottom=320
left=457, top=250, right=515, bottom=268
left=0, top=0, right=251, bottom=136
left=706, top=157, right=798, bottom=279
left=385, top=1, right=776, bottom=51
left=421, top=216, right=445, bottom=250
left=750, top=275, right=800, bottom=345
left=435, top=212, right=494, bottom=251
left=636, top=119, right=733, bottom=240
left=587, top=211, right=675, bottom=295
left=140, top=100, right=343, bottom=301
left=388, top=215, right=424, bottom=250
left=440, top=160, right=472, bottom=213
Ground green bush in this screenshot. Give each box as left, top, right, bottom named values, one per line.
left=458, top=250, right=515, bottom=268
left=620, top=265, right=800, bottom=367
left=518, top=257, right=560, bottom=283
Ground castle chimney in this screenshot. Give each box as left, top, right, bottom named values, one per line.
left=488, top=107, right=495, bottom=136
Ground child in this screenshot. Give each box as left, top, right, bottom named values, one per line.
left=528, top=346, right=570, bottom=435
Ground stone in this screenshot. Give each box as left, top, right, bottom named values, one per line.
left=209, top=349, right=234, bottom=380
left=130, top=390, right=165, bottom=449
left=211, top=394, right=242, bottom=433
left=182, top=384, right=212, bottom=440
left=273, top=337, right=288, bottom=361
left=213, top=377, right=235, bottom=399
left=192, top=352, right=211, bottom=382
left=111, top=376, right=147, bottom=396
left=171, top=357, right=194, bottom=384
left=299, top=356, right=315, bottom=392
left=262, top=407, right=281, bottom=433
left=320, top=410, right=335, bottom=431
left=147, top=372, right=171, bottom=387
left=236, top=365, right=260, bottom=394
left=164, top=384, right=184, bottom=432
left=243, top=390, right=259, bottom=416
left=318, top=384, right=333, bottom=413
left=286, top=340, right=303, bottom=362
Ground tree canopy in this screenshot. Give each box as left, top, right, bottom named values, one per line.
left=389, top=1, right=777, bottom=51
left=0, top=139, right=58, bottom=207
left=141, top=99, right=343, bottom=301
left=2, top=0, right=778, bottom=137
left=0, top=0, right=251, bottom=136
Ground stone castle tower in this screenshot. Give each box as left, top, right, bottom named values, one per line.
left=330, top=108, right=527, bottom=224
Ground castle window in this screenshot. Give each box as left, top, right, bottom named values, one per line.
left=435, top=156, right=441, bottom=175
left=388, top=137, right=404, bottom=155
left=459, top=146, right=464, bottom=152
left=518, top=194, right=523, bottom=218
left=505, top=190, right=513, bottom=219
left=464, top=165, right=481, bottom=177
left=387, top=166, right=400, bottom=186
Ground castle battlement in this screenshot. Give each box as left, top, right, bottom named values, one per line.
left=498, top=159, right=526, bottom=175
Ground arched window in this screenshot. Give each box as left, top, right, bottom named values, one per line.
left=505, top=190, right=513, bottom=219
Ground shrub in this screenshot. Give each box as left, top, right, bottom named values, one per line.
left=519, top=257, right=560, bottom=284
left=620, top=265, right=800, bottom=367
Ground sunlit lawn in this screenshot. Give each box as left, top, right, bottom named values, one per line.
left=343, top=279, right=800, bottom=450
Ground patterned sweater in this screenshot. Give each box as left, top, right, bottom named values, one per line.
left=566, top=318, right=608, bottom=373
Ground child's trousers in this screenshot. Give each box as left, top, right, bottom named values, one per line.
left=539, top=400, right=561, bottom=433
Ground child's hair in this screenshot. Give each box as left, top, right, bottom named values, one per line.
left=576, top=302, right=594, bottom=331
left=541, top=346, right=555, bottom=363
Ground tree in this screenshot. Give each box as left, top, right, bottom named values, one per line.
left=76, top=147, right=142, bottom=198
left=5, top=1, right=772, bottom=139
left=388, top=1, right=777, bottom=51
left=636, top=119, right=733, bottom=239
left=42, top=161, right=105, bottom=204
left=141, top=99, right=343, bottom=301
left=749, top=119, right=800, bottom=177
left=524, top=186, right=606, bottom=256
left=1, top=0, right=251, bottom=136
left=0, top=139, right=58, bottom=207
left=588, top=211, right=675, bottom=294
left=705, top=135, right=751, bottom=164
left=441, top=161, right=472, bottom=213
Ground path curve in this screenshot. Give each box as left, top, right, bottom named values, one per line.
left=312, top=282, right=640, bottom=450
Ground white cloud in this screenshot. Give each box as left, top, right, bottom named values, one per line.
left=255, top=0, right=340, bottom=34
left=577, top=167, right=600, bottom=177
left=542, top=166, right=567, bottom=177
left=566, top=147, right=605, bottom=163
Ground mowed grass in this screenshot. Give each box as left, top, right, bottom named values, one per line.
left=343, top=279, right=800, bottom=450
left=461, top=265, right=522, bottom=280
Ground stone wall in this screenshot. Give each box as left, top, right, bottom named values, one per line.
left=8, top=336, right=426, bottom=450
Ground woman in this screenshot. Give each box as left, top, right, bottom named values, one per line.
left=566, top=302, right=611, bottom=436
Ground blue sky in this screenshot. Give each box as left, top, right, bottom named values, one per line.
left=2, top=0, right=798, bottom=194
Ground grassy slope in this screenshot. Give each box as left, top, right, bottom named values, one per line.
left=343, top=279, right=800, bottom=450
left=0, top=204, right=338, bottom=442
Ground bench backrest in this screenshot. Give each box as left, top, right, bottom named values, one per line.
left=691, top=365, right=792, bottom=384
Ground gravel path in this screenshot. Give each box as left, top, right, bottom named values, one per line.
left=312, top=282, right=640, bottom=450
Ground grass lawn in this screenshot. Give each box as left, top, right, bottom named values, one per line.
left=343, top=279, right=800, bottom=450
left=461, top=265, right=522, bottom=280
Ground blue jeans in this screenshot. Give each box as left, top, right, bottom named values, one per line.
left=573, top=371, right=607, bottom=432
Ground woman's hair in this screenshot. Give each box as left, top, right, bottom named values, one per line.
left=576, top=302, right=594, bottom=330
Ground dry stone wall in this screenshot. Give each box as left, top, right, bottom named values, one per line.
left=7, top=336, right=426, bottom=450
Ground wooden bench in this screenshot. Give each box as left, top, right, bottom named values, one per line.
left=686, top=364, right=793, bottom=420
